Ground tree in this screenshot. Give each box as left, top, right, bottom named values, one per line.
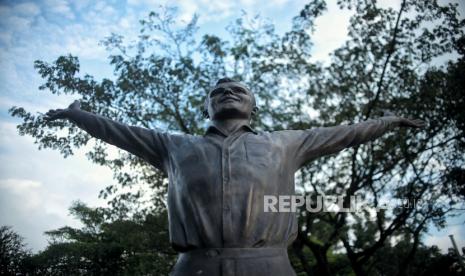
left=29, top=202, right=176, bottom=275
left=289, top=1, right=465, bottom=275
left=0, top=226, right=32, bottom=275
left=9, top=0, right=465, bottom=275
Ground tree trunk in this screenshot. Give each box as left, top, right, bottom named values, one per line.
left=307, top=240, right=331, bottom=276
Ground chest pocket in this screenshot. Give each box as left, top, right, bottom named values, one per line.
left=245, top=141, right=272, bottom=166
left=175, top=144, right=200, bottom=172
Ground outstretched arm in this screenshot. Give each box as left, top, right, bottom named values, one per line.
left=45, top=100, right=168, bottom=171
left=287, top=114, right=424, bottom=169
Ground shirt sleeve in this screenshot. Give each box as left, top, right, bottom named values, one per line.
left=68, top=109, right=168, bottom=172
left=284, top=117, right=398, bottom=169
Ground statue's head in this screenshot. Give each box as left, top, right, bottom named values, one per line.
left=204, top=78, right=258, bottom=121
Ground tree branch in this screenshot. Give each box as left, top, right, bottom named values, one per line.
left=364, top=0, right=407, bottom=120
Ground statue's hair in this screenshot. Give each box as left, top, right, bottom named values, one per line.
left=216, top=77, right=237, bottom=85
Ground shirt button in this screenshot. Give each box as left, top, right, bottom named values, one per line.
left=206, top=249, right=220, bottom=258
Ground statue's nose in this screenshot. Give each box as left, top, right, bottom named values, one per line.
left=224, top=88, right=233, bottom=95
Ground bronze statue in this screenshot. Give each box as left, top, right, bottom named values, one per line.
left=45, top=78, right=424, bottom=276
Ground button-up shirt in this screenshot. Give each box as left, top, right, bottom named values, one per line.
left=69, top=110, right=396, bottom=251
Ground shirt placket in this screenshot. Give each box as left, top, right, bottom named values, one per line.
left=221, top=131, right=246, bottom=247
left=221, top=135, right=233, bottom=246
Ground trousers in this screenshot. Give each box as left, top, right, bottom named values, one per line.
left=170, top=247, right=297, bottom=276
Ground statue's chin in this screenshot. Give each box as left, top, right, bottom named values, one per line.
left=212, top=108, right=250, bottom=120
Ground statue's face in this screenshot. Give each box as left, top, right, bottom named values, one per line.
left=206, top=82, right=257, bottom=120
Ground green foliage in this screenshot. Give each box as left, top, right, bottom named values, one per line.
left=0, top=226, right=32, bottom=275
left=28, top=202, right=176, bottom=275
left=289, top=1, right=464, bottom=275
left=8, top=0, right=465, bottom=275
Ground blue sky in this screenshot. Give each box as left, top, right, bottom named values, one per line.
left=0, top=0, right=463, bottom=253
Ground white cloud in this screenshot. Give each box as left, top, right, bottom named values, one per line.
left=0, top=31, right=12, bottom=47
left=309, top=1, right=353, bottom=64
left=0, top=121, right=112, bottom=252
left=0, top=5, right=11, bottom=19
left=377, top=0, right=402, bottom=10
left=13, top=2, right=41, bottom=17
left=0, top=179, right=44, bottom=211
left=60, top=25, right=108, bottom=59
left=270, top=0, right=291, bottom=6
left=81, top=1, right=118, bottom=25
left=126, top=0, right=142, bottom=5
left=44, top=0, right=75, bottom=20
left=0, top=178, right=41, bottom=192
left=126, top=0, right=236, bottom=25
left=71, top=0, right=91, bottom=12
left=3, top=15, right=33, bottom=31
left=239, top=0, right=255, bottom=7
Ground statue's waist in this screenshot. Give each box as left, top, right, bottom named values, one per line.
left=179, top=247, right=288, bottom=259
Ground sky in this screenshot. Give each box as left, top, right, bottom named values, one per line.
left=0, top=0, right=463, bottom=253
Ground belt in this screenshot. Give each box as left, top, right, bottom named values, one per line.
left=180, top=247, right=287, bottom=259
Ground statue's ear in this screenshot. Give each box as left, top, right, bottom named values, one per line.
left=251, top=106, right=259, bottom=116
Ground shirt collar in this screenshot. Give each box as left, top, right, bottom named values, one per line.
left=204, top=124, right=257, bottom=137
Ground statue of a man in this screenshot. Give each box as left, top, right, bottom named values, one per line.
left=45, top=78, right=424, bottom=276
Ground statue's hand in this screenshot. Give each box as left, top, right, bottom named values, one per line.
left=398, top=118, right=426, bottom=128
left=44, top=100, right=81, bottom=121
left=382, top=110, right=425, bottom=128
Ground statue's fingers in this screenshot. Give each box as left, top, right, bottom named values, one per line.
left=416, top=120, right=426, bottom=127
left=44, top=114, right=55, bottom=121
left=411, top=119, right=425, bottom=128
left=45, top=111, right=56, bottom=117
left=46, top=109, right=63, bottom=115
left=45, top=111, right=55, bottom=118
left=44, top=109, right=65, bottom=121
